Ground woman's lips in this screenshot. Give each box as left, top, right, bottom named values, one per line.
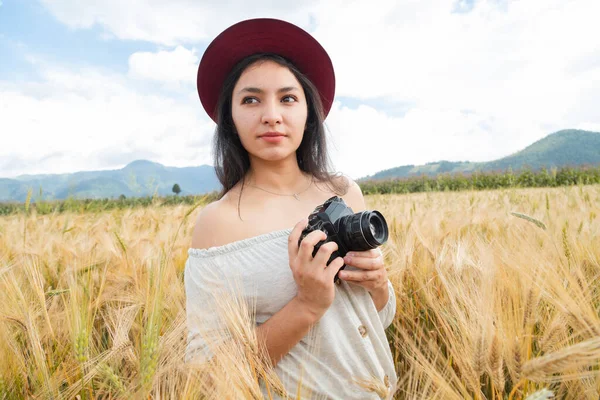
left=260, top=135, right=285, bottom=143
left=259, top=132, right=286, bottom=143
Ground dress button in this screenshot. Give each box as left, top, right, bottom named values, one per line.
left=358, top=325, right=367, bottom=337
left=384, top=374, right=390, bottom=387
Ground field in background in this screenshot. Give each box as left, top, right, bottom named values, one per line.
left=1, top=185, right=599, bottom=399
left=3, top=164, right=600, bottom=217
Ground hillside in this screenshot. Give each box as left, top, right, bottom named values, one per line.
left=1, top=129, right=599, bottom=202
left=0, top=160, right=219, bottom=202
left=359, top=129, right=600, bottom=181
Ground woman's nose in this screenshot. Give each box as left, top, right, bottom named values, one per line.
left=261, top=100, right=282, bottom=125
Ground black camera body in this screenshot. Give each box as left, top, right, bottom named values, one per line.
left=298, top=196, right=389, bottom=283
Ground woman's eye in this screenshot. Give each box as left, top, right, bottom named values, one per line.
left=282, top=95, right=297, bottom=103
left=242, top=97, right=258, bottom=104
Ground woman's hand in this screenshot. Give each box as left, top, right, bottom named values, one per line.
left=288, top=218, right=345, bottom=320
left=339, top=249, right=388, bottom=293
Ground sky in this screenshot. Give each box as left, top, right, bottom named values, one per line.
left=1, top=0, right=599, bottom=180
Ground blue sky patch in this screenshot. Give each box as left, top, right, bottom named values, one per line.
left=452, top=0, right=476, bottom=14
left=337, top=96, right=415, bottom=118
left=0, top=0, right=156, bottom=78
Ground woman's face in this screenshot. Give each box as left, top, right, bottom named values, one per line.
left=231, top=60, right=308, bottom=164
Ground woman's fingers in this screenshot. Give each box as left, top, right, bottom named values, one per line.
left=339, top=269, right=382, bottom=282
left=313, top=241, right=338, bottom=267
left=288, top=218, right=309, bottom=261
left=297, top=229, right=327, bottom=263
left=345, top=248, right=381, bottom=259
left=290, top=222, right=387, bottom=286
left=325, top=256, right=346, bottom=281
left=344, top=250, right=383, bottom=270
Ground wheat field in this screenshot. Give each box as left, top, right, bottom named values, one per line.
left=1, top=185, right=599, bottom=399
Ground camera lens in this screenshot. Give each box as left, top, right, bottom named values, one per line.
left=366, top=212, right=387, bottom=244
left=338, top=211, right=389, bottom=251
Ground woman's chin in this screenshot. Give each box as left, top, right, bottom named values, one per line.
left=251, top=149, right=296, bottom=162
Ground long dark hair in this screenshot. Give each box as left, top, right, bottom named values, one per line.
left=211, top=53, right=349, bottom=213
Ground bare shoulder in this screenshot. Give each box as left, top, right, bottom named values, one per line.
left=334, top=174, right=366, bottom=212
left=190, top=199, right=237, bottom=250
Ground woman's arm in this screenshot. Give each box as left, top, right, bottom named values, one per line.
left=370, top=283, right=390, bottom=312
left=340, top=177, right=396, bottom=322
left=190, top=207, right=344, bottom=368
left=256, top=296, right=320, bottom=367
left=375, top=280, right=396, bottom=328
left=185, top=275, right=319, bottom=369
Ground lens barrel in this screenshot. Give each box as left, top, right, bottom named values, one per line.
left=340, top=211, right=389, bottom=251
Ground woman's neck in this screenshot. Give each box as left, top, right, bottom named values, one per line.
left=245, top=160, right=311, bottom=194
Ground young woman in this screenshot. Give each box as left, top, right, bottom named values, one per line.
left=185, top=18, right=397, bottom=399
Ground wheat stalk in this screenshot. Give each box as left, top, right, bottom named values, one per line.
left=523, top=336, right=600, bottom=382
left=511, top=212, right=547, bottom=230
left=1, top=185, right=600, bottom=397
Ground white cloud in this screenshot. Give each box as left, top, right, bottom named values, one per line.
left=128, top=46, right=199, bottom=87
left=313, top=0, right=600, bottom=110
left=39, top=0, right=318, bottom=46
left=0, top=62, right=214, bottom=178
left=325, top=102, right=522, bottom=180
left=312, top=0, right=600, bottom=178
left=3, top=0, right=600, bottom=181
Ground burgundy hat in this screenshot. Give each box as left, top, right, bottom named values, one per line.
left=197, top=18, right=336, bottom=123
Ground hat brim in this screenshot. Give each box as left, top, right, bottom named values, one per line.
left=197, top=18, right=335, bottom=123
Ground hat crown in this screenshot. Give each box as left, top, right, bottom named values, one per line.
left=197, top=18, right=336, bottom=123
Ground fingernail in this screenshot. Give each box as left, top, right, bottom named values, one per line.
left=344, top=255, right=352, bottom=263
left=339, top=272, right=346, bottom=279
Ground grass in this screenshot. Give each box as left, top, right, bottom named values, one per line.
left=0, top=184, right=599, bottom=398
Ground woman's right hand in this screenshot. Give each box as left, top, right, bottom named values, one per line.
left=288, top=218, right=346, bottom=320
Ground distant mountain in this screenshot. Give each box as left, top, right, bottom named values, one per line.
left=358, top=129, right=600, bottom=181
left=2, top=129, right=598, bottom=203
left=0, top=160, right=219, bottom=202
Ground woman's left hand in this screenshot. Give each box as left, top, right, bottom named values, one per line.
left=339, top=248, right=388, bottom=293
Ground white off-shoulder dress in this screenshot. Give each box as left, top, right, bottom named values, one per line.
left=184, top=227, right=397, bottom=399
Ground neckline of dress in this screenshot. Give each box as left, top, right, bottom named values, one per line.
left=188, top=227, right=294, bottom=258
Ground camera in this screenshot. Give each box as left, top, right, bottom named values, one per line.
left=298, top=196, right=389, bottom=283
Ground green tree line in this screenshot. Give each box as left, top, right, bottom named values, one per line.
left=1, top=165, right=599, bottom=216
left=359, top=165, right=600, bottom=195
left=0, top=192, right=220, bottom=216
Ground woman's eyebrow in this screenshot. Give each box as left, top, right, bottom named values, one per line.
left=237, top=86, right=300, bottom=95
left=277, top=86, right=300, bottom=93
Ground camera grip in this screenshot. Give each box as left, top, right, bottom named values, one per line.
left=298, top=229, right=346, bottom=283
left=316, top=241, right=346, bottom=283
left=329, top=251, right=346, bottom=284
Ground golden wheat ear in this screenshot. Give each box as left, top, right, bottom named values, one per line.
left=2, top=186, right=600, bottom=397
